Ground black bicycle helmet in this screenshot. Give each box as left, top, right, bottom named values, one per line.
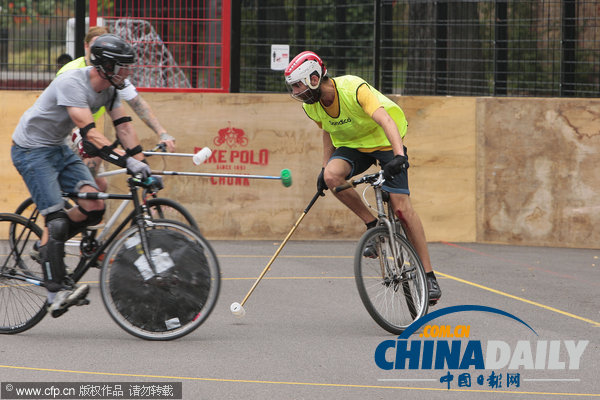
left=89, top=34, right=135, bottom=89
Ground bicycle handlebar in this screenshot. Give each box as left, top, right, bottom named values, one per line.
left=64, top=175, right=162, bottom=200
left=333, top=182, right=354, bottom=193
left=334, top=171, right=384, bottom=193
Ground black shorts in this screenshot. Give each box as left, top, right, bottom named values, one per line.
left=330, top=146, right=410, bottom=195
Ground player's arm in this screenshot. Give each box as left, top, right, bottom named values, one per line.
left=67, top=106, right=147, bottom=175
left=372, top=108, right=405, bottom=157
left=357, top=84, right=405, bottom=156
left=126, top=94, right=175, bottom=152
left=322, top=130, right=335, bottom=167
left=107, top=105, right=146, bottom=161
left=67, top=106, right=123, bottom=155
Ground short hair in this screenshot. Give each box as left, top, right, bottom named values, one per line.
left=56, top=53, right=73, bottom=65
left=84, top=26, right=110, bottom=45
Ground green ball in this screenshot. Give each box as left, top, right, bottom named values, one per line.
left=280, top=168, right=292, bottom=187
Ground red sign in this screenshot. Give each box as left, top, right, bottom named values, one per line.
left=195, top=122, right=270, bottom=186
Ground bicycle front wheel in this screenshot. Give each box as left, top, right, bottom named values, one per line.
left=100, top=219, right=220, bottom=340
left=355, top=226, right=428, bottom=334
left=146, top=198, right=199, bottom=232
left=0, top=213, right=47, bottom=334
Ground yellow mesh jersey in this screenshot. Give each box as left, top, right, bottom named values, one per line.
left=303, top=75, right=407, bottom=151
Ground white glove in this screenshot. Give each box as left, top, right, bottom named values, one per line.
left=126, top=157, right=151, bottom=179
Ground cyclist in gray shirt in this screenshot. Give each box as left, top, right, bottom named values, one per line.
left=11, top=34, right=160, bottom=318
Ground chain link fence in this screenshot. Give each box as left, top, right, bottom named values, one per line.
left=236, top=0, right=600, bottom=97
left=0, top=0, right=73, bottom=89
left=2, top=0, right=599, bottom=96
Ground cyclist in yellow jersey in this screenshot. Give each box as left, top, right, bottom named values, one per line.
left=284, top=51, right=441, bottom=305
left=58, top=26, right=176, bottom=191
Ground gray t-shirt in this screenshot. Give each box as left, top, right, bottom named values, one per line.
left=12, top=67, right=121, bottom=148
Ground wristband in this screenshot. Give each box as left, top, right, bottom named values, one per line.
left=159, top=132, right=175, bottom=141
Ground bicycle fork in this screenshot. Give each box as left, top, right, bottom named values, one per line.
left=372, top=188, right=402, bottom=284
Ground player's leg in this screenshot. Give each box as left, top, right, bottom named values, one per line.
left=323, top=147, right=377, bottom=224
left=378, top=148, right=441, bottom=305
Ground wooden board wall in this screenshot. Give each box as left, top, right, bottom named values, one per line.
left=3, top=91, right=596, bottom=248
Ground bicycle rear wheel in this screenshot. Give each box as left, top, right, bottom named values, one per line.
left=100, top=219, right=220, bottom=340
left=354, top=226, right=428, bottom=334
left=0, top=213, right=47, bottom=334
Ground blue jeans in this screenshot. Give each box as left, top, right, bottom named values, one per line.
left=11, top=144, right=98, bottom=216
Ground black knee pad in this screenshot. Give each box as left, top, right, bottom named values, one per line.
left=80, top=207, right=105, bottom=226
left=66, top=206, right=106, bottom=238
left=45, top=210, right=70, bottom=241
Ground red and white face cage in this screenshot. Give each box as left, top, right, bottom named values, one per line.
left=284, top=51, right=327, bottom=103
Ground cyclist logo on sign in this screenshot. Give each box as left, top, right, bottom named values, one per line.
left=213, top=122, right=249, bottom=148
left=198, top=122, right=270, bottom=186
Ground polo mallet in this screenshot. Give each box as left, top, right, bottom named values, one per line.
left=230, top=191, right=322, bottom=317
left=102, top=167, right=293, bottom=187
left=143, top=146, right=212, bottom=166
left=149, top=169, right=293, bottom=187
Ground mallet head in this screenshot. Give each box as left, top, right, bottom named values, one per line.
left=230, top=302, right=246, bottom=317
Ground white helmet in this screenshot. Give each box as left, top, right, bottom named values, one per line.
left=284, top=51, right=327, bottom=103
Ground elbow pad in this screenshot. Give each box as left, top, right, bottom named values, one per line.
left=81, top=140, right=129, bottom=168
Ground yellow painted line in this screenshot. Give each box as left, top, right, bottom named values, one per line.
left=223, top=276, right=354, bottom=281
left=435, top=270, right=600, bottom=327
left=218, top=254, right=353, bottom=259
left=222, top=253, right=600, bottom=327
left=0, top=365, right=597, bottom=397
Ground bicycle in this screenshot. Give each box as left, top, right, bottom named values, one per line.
left=14, top=144, right=199, bottom=239
left=0, top=175, right=221, bottom=340
left=335, top=170, right=428, bottom=334
left=14, top=185, right=198, bottom=258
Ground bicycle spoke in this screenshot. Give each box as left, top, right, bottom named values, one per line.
left=100, top=219, right=219, bottom=340
left=355, top=227, right=428, bottom=334
left=0, top=214, right=47, bottom=334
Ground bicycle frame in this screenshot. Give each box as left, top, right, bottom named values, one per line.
left=17, top=179, right=159, bottom=288
left=359, top=172, right=403, bottom=265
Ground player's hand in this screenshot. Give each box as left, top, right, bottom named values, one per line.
left=126, top=157, right=152, bottom=179
left=146, top=175, right=164, bottom=191
left=317, top=167, right=328, bottom=196
left=159, top=132, right=176, bottom=152
left=383, top=154, right=409, bottom=181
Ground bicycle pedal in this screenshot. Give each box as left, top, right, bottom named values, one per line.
left=75, top=298, right=90, bottom=306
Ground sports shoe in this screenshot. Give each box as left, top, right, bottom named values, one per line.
left=47, top=284, right=90, bottom=318
left=363, top=243, right=378, bottom=258
left=427, top=275, right=442, bottom=306
left=30, top=240, right=42, bottom=263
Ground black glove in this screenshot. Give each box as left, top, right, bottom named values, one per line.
left=317, top=167, right=328, bottom=196
left=126, top=157, right=152, bottom=179
left=383, top=154, right=409, bottom=180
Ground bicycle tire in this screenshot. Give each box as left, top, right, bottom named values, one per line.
left=0, top=213, right=47, bottom=334
left=354, top=226, right=428, bottom=334
left=100, top=219, right=220, bottom=340
left=146, top=198, right=199, bottom=232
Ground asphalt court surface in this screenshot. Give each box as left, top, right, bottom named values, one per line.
left=1, top=240, right=599, bottom=399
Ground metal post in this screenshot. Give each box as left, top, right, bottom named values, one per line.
left=381, top=1, right=393, bottom=94
left=373, top=0, right=381, bottom=89
left=230, top=0, right=240, bottom=93
left=75, top=0, right=86, bottom=58
left=335, top=0, right=347, bottom=77
left=561, top=0, right=576, bottom=97
left=435, top=1, right=447, bottom=96
left=494, top=0, right=508, bottom=96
